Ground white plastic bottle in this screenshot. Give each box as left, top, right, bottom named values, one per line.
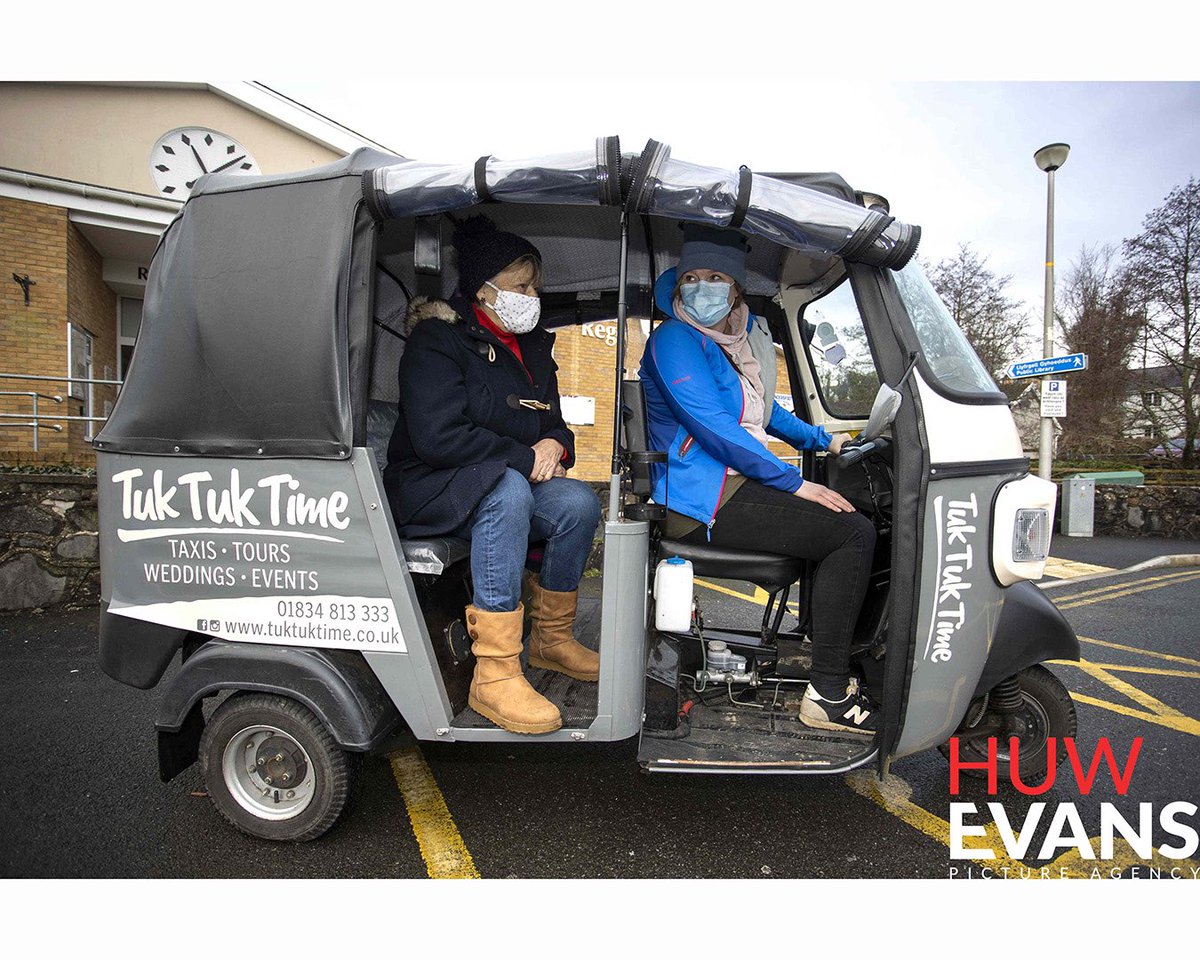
left=654, top=556, right=694, bottom=633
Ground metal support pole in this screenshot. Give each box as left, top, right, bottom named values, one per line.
left=1038, top=168, right=1056, bottom=481
left=608, top=212, right=631, bottom=522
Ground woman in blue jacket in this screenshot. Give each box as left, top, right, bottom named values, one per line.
left=639, top=225, right=878, bottom=735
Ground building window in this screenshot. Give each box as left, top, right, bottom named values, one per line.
left=69, top=325, right=96, bottom=440
left=1143, top=425, right=1154, bottom=437
left=1142, top=391, right=1162, bottom=407
left=118, top=298, right=143, bottom=380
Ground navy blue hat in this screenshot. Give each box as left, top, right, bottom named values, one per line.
left=453, top=215, right=541, bottom=300
left=677, top=223, right=750, bottom=289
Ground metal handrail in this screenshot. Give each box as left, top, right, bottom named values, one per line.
left=0, top=373, right=122, bottom=452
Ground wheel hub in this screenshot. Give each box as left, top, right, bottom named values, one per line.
left=221, top=725, right=317, bottom=821
left=255, top=736, right=308, bottom=787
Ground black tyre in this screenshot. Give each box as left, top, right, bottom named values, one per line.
left=940, top=664, right=1077, bottom=782
left=198, top=692, right=361, bottom=842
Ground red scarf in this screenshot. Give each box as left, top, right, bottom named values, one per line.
left=472, top=303, right=528, bottom=377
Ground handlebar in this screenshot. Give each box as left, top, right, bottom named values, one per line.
left=836, top=435, right=891, bottom=469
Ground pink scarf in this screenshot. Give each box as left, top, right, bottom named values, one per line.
left=673, top=296, right=769, bottom=458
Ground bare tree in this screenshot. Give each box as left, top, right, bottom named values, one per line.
left=1057, top=246, right=1143, bottom=455
left=926, top=244, right=1031, bottom=379
left=1123, top=177, right=1199, bottom=464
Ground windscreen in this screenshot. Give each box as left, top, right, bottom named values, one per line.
left=894, top=261, right=1001, bottom=397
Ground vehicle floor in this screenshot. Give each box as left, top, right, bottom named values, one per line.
left=452, top=590, right=602, bottom=729
left=640, top=683, right=875, bottom=769
left=639, top=633, right=878, bottom=770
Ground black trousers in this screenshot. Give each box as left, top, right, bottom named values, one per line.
left=676, top=479, right=877, bottom=698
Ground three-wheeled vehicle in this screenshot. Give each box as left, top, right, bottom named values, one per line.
left=95, top=138, right=1079, bottom=841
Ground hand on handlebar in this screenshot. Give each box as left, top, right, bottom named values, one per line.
left=794, top=480, right=856, bottom=513
left=827, top=432, right=854, bottom=455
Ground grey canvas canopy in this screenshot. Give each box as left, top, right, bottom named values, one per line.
left=96, top=137, right=921, bottom=460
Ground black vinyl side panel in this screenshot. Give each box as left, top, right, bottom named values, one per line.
left=98, top=601, right=187, bottom=689
left=975, top=582, right=1080, bottom=695
left=155, top=641, right=402, bottom=751
left=850, top=266, right=930, bottom=764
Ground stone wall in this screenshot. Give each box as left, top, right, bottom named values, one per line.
left=1092, top=483, right=1200, bottom=539
left=0, top=472, right=99, bottom=611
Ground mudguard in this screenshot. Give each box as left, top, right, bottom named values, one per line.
left=974, top=581, right=1080, bottom=696
left=155, top=640, right=402, bottom=781
left=98, top=601, right=188, bottom=689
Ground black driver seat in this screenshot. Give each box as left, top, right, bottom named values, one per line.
left=656, top=537, right=803, bottom=595
left=621, top=380, right=803, bottom=637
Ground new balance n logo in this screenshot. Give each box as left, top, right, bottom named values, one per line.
left=844, top=705, right=871, bottom=725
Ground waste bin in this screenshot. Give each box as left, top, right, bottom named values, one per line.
left=1061, top=476, right=1095, bottom=538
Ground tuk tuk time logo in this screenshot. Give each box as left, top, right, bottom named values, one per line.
left=925, top=493, right=979, bottom=663
left=111, top=468, right=351, bottom=540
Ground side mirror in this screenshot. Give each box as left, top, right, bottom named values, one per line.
left=814, top=321, right=846, bottom=367
left=862, top=383, right=902, bottom=440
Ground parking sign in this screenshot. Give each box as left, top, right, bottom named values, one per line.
left=1040, top=379, right=1067, bottom=417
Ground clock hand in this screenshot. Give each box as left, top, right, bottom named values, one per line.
left=211, top=154, right=247, bottom=174
left=189, top=144, right=209, bottom=174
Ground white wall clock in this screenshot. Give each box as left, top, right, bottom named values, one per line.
left=149, top=127, right=260, bottom=198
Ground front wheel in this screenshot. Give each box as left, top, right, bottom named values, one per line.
left=940, top=664, right=1077, bottom=781
left=199, top=692, right=361, bottom=842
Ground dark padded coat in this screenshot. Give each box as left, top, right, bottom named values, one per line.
left=383, top=292, right=576, bottom=539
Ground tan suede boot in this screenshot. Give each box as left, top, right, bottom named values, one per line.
left=466, top=603, right=562, bottom=734
left=525, top=575, right=600, bottom=682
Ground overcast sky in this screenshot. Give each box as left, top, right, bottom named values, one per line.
left=269, top=79, right=1199, bottom=348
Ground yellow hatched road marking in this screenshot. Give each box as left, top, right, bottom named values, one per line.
left=1077, top=635, right=1200, bottom=668
left=1054, top=569, right=1200, bottom=608
left=1072, top=659, right=1187, bottom=719
left=1074, top=663, right=1200, bottom=680
left=1043, top=557, right=1114, bottom=579
left=389, top=747, right=480, bottom=879
left=1068, top=693, right=1200, bottom=736
left=1056, top=571, right=1200, bottom=607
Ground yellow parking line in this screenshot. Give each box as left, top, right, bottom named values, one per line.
left=1068, top=693, right=1200, bottom=737
left=388, top=747, right=480, bottom=879
left=1056, top=571, right=1200, bottom=609
left=1072, top=659, right=1187, bottom=719
left=694, top=578, right=770, bottom=604
left=1078, top=635, right=1200, bottom=668
left=1082, top=663, right=1200, bottom=680
left=1052, top=568, right=1199, bottom=603
left=1043, top=557, right=1114, bottom=579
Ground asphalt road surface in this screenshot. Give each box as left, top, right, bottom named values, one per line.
left=2, top=536, right=1197, bottom=879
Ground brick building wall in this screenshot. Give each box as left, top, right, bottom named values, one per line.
left=1, top=197, right=71, bottom=462
left=551, top=317, right=799, bottom=483
left=66, top=223, right=119, bottom=454
left=0, top=197, right=119, bottom=466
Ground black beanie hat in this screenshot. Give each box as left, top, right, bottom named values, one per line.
left=452, top=215, right=542, bottom=300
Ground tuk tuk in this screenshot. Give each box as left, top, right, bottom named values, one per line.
left=94, top=138, right=1080, bottom=841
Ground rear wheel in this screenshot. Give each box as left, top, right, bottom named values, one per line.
left=940, top=665, right=1077, bottom=781
left=199, top=692, right=360, bottom=842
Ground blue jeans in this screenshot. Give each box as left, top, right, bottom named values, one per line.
left=453, top=469, right=602, bottom=612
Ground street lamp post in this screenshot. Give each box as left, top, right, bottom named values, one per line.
left=1034, top=142, right=1070, bottom=481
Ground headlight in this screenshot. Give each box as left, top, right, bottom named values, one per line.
left=1013, top=508, right=1050, bottom=562
left=992, top=475, right=1057, bottom=586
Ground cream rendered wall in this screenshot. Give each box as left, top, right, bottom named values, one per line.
left=0, top=83, right=343, bottom=195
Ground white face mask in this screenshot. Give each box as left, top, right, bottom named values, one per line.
left=485, top=281, right=541, bottom=334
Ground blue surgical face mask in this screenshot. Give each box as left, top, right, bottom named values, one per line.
left=679, top=280, right=733, bottom=327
